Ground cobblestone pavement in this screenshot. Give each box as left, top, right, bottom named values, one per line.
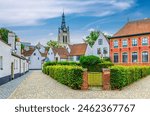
left=9, top=70, right=150, bottom=99
left=0, top=72, right=31, bottom=99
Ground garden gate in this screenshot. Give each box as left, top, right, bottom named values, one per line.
left=88, top=72, right=102, bottom=87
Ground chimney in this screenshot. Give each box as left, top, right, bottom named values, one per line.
left=8, top=32, right=16, bottom=51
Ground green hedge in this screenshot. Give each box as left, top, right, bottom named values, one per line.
left=79, top=55, right=113, bottom=72
left=42, top=61, right=80, bottom=74
left=110, top=66, right=150, bottom=90
left=45, top=65, right=83, bottom=89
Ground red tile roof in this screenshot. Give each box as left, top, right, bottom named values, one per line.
left=52, top=47, right=69, bottom=59
left=69, top=43, right=87, bottom=56
left=22, top=48, right=35, bottom=56
left=113, top=18, right=150, bottom=37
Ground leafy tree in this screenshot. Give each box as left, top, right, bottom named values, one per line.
left=21, top=44, right=25, bottom=50
left=84, top=31, right=100, bottom=47
left=47, top=40, right=60, bottom=48
left=0, top=28, right=18, bottom=43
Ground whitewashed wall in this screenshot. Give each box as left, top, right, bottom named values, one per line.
left=11, top=56, right=20, bottom=75
left=0, top=41, right=11, bottom=78
left=47, top=48, right=55, bottom=61
left=29, top=49, right=42, bottom=69
left=92, top=32, right=110, bottom=58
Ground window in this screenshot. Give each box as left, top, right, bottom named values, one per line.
left=76, top=56, right=80, bottom=61
left=69, top=56, right=74, bottom=61
left=0, top=56, right=3, bottom=70
left=114, top=40, right=118, bottom=48
left=97, top=48, right=101, bottom=54
left=122, top=40, right=127, bottom=47
left=103, top=47, right=108, bottom=55
left=38, top=57, right=39, bottom=60
left=132, top=52, right=138, bottom=62
left=114, top=53, right=118, bottom=63
left=34, top=53, right=36, bottom=56
left=122, top=53, right=128, bottom=63
left=142, top=51, right=148, bottom=62
left=132, top=39, right=137, bottom=46
left=98, top=39, right=103, bottom=45
left=142, top=37, right=148, bottom=46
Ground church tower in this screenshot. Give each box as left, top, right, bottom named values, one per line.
left=58, top=12, right=70, bottom=45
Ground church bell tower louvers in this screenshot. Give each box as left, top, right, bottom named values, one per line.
left=58, top=12, right=70, bottom=45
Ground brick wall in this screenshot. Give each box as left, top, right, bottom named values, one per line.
left=81, top=69, right=88, bottom=90
left=102, top=68, right=110, bottom=90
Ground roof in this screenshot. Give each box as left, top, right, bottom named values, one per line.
left=40, top=51, right=48, bottom=57
left=22, top=48, right=35, bottom=57
left=113, top=18, right=150, bottom=38
left=52, top=47, right=69, bottom=59
left=69, top=43, right=87, bottom=56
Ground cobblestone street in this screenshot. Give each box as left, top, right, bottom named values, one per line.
left=1, top=70, right=150, bottom=99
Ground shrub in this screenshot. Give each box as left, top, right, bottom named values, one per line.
left=110, top=66, right=150, bottom=90
left=42, top=61, right=80, bottom=74
left=80, top=55, right=102, bottom=68
left=46, top=65, right=83, bottom=89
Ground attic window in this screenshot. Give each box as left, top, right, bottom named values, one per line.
left=34, top=53, right=36, bottom=56
left=51, top=52, right=53, bottom=55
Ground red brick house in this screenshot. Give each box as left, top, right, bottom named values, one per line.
left=110, top=18, right=150, bottom=65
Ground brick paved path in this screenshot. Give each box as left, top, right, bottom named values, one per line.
left=8, top=70, right=150, bottom=99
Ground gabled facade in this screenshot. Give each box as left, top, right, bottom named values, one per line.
left=110, top=18, right=150, bottom=65
left=91, top=32, right=110, bottom=58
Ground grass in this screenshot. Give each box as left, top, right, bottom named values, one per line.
left=88, top=72, right=102, bottom=86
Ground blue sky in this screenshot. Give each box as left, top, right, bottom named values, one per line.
left=0, top=0, right=150, bottom=45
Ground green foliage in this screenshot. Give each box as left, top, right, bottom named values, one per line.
left=84, top=30, right=100, bottom=47
left=47, top=40, right=60, bottom=48
left=80, top=55, right=113, bottom=72
left=0, top=28, right=18, bottom=43
left=45, top=65, right=83, bottom=89
left=42, top=61, right=80, bottom=74
left=110, top=66, right=150, bottom=90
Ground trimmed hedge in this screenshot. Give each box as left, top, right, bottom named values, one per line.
left=110, top=66, right=150, bottom=90
left=80, top=55, right=113, bottom=72
left=45, top=65, right=83, bottom=89
left=42, top=61, right=80, bottom=74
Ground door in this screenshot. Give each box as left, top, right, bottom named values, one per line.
left=11, top=62, right=14, bottom=80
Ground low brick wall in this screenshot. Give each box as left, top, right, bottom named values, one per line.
left=81, top=69, right=88, bottom=90
left=102, top=68, right=110, bottom=90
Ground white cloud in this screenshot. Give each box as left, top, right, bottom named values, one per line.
left=0, top=0, right=135, bottom=26
left=88, top=28, right=95, bottom=32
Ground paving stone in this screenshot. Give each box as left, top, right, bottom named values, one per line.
left=9, top=70, right=150, bottom=99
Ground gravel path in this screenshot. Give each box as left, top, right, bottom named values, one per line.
left=9, top=70, right=150, bottom=99
left=0, top=72, right=31, bottom=99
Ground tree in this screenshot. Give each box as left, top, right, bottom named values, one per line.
left=84, top=31, right=100, bottom=47
left=47, top=40, right=60, bottom=48
left=0, top=28, right=18, bottom=43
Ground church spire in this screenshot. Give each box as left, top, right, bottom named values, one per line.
left=61, top=11, right=66, bottom=29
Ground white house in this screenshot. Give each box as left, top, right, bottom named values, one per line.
left=0, top=39, right=12, bottom=85
left=91, top=32, right=110, bottom=58
left=23, top=47, right=46, bottom=70
left=46, top=43, right=93, bottom=62
left=0, top=34, right=29, bottom=86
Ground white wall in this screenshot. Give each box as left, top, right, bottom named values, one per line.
left=47, top=48, right=55, bottom=61
left=29, top=49, right=42, bottom=69
left=0, top=41, right=11, bottom=78
left=16, top=42, right=21, bottom=56
left=92, top=32, right=110, bottom=58
left=85, top=44, right=93, bottom=56
left=11, top=56, right=20, bottom=75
